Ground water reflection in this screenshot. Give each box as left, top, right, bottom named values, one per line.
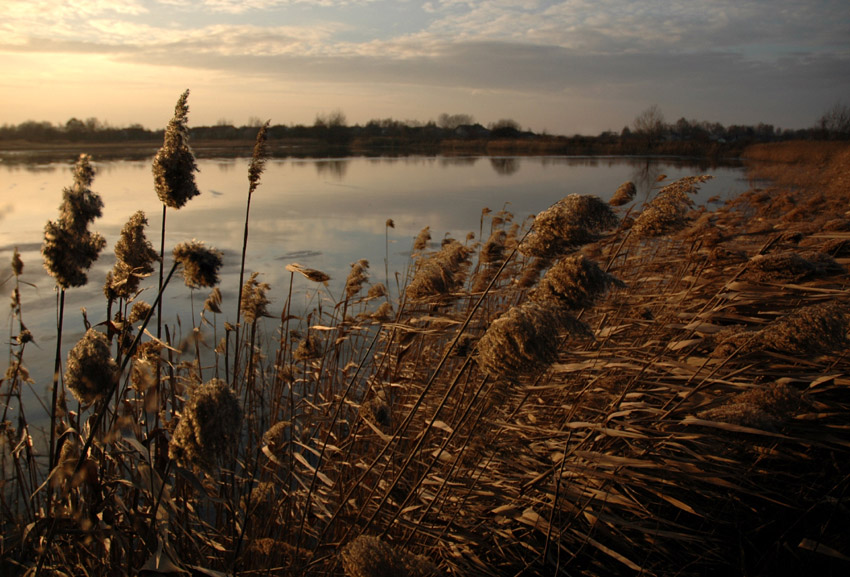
left=2, top=154, right=747, bottom=392
left=490, top=158, right=520, bottom=176
left=314, top=159, right=349, bottom=180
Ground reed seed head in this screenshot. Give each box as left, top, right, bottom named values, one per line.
left=43, top=215, right=106, bottom=290
left=744, top=251, right=844, bottom=282
left=204, top=287, right=223, bottom=314
left=714, top=301, right=850, bottom=357
left=11, top=247, right=23, bottom=276
left=341, top=535, right=442, bottom=577
left=293, top=333, right=323, bottom=361
left=263, top=421, right=289, bottom=454
left=477, top=301, right=563, bottom=380
left=65, top=328, right=118, bottom=404
left=372, top=301, right=393, bottom=322
left=42, top=154, right=106, bottom=289
left=105, top=211, right=159, bottom=299
left=248, top=120, right=270, bottom=195
left=173, top=240, right=223, bottom=288
left=169, top=378, right=242, bottom=472
left=531, top=254, right=624, bottom=310
left=610, top=181, right=636, bottom=206
left=413, top=226, right=431, bottom=251
left=240, top=272, right=271, bottom=324
left=126, top=301, right=150, bottom=325
left=480, top=230, right=507, bottom=266
left=368, top=283, right=388, bottom=299
left=632, top=175, right=712, bottom=238
left=698, top=382, right=803, bottom=430
left=521, top=194, right=617, bottom=259
left=153, top=90, right=200, bottom=209
left=406, top=240, right=471, bottom=303
left=345, top=259, right=370, bottom=298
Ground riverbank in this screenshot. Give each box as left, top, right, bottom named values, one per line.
left=1, top=132, right=753, bottom=164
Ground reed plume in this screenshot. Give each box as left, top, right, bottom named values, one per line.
left=341, top=535, right=442, bottom=577
left=413, top=226, right=431, bottom=251
left=293, top=333, right=323, bottom=361
left=744, top=251, right=844, bottom=282
left=42, top=154, right=106, bottom=289
left=713, top=301, right=850, bottom=357
left=64, top=328, right=118, bottom=405
left=169, top=378, right=242, bottom=472
left=631, top=175, right=712, bottom=238
left=477, top=301, right=587, bottom=379
left=12, top=246, right=23, bottom=276
left=240, top=272, right=271, bottom=324
left=521, top=194, right=617, bottom=259
left=152, top=90, right=200, bottom=209
left=406, top=240, right=472, bottom=302
left=531, top=254, right=624, bottom=310
left=698, top=382, right=803, bottom=430
left=609, top=181, right=636, bottom=206
left=104, top=211, right=159, bottom=300
left=173, top=240, right=224, bottom=289
left=345, top=259, right=370, bottom=298
left=129, top=301, right=152, bottom=324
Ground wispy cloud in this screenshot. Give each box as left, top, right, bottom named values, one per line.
left=2, top=0, right=848, bottom=131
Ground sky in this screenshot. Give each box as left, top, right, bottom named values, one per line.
left=2, top=0, right=849, bottom=135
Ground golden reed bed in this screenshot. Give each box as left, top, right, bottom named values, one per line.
left=3, top=91, right=850, bottom=577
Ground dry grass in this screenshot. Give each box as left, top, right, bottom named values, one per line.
left=3, top=130, right=850, bottom=577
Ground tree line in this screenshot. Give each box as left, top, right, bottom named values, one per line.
left=2, top=103, right=848, bottom=155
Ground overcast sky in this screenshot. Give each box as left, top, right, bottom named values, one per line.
left=2, top=0, right=849, bottom=135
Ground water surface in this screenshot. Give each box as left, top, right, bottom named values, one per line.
left=1, top=155, right=747, bottom=395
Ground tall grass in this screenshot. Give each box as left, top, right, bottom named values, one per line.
left=2, top=103, right=850, bottom=577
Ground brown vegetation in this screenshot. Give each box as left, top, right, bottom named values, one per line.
left=3, top=115, right=850, bottom=577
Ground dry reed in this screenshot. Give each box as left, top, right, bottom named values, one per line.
left=172, top=240, right=224, bottom=288
left=631, top=175, right=712, bottom=237
left=64, top=328, right=118, bottom=404
left=406, top=240, right=472, bottom=302
left=169, top=378, right=242, bottom=471
left=530, top=254, right=623, bottom=310
left=609, top=181, right=636, bottom=206
left=521, top=194, right=617, bottom=258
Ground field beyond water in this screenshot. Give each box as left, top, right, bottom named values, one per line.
left=3, top=140, right=850, bottom=576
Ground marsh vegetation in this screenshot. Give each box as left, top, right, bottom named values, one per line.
left=2, top=94, right=850, bottom=576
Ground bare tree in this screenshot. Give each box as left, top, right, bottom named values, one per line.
left=817, top=101, right=850, bottom=139
left=437, top=113, right=475, bottom=130
left=314, top=109, right=347, bottom=128
left=633, top=104, right=666, bottom=148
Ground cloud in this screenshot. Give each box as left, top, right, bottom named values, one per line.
left=2, top=0, right=848, bottom=131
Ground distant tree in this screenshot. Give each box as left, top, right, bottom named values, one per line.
left=489, top=118, right=522, bottom=138
left=314, top=109, right=349, bottom=145
left=65, top=117, right=87, bottom=140
left=632, top=104, right=666, bottom=148
left=437, top=113, right=475, bottom=130
left=817, top=101, right=850, bottom=139
left=314, top=109, right=347, bottom=129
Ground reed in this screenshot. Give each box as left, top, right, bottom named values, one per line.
left=4, top=103, right=850, bottom=577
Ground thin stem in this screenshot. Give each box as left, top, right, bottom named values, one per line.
left=233, top=190, right=253, bottom=385
left=48, top=288, right=66, bottom=474
left=158, top=204, right=167, bottom=342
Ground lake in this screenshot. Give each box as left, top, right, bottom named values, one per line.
left=1, top=154, right=748, bottom=401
